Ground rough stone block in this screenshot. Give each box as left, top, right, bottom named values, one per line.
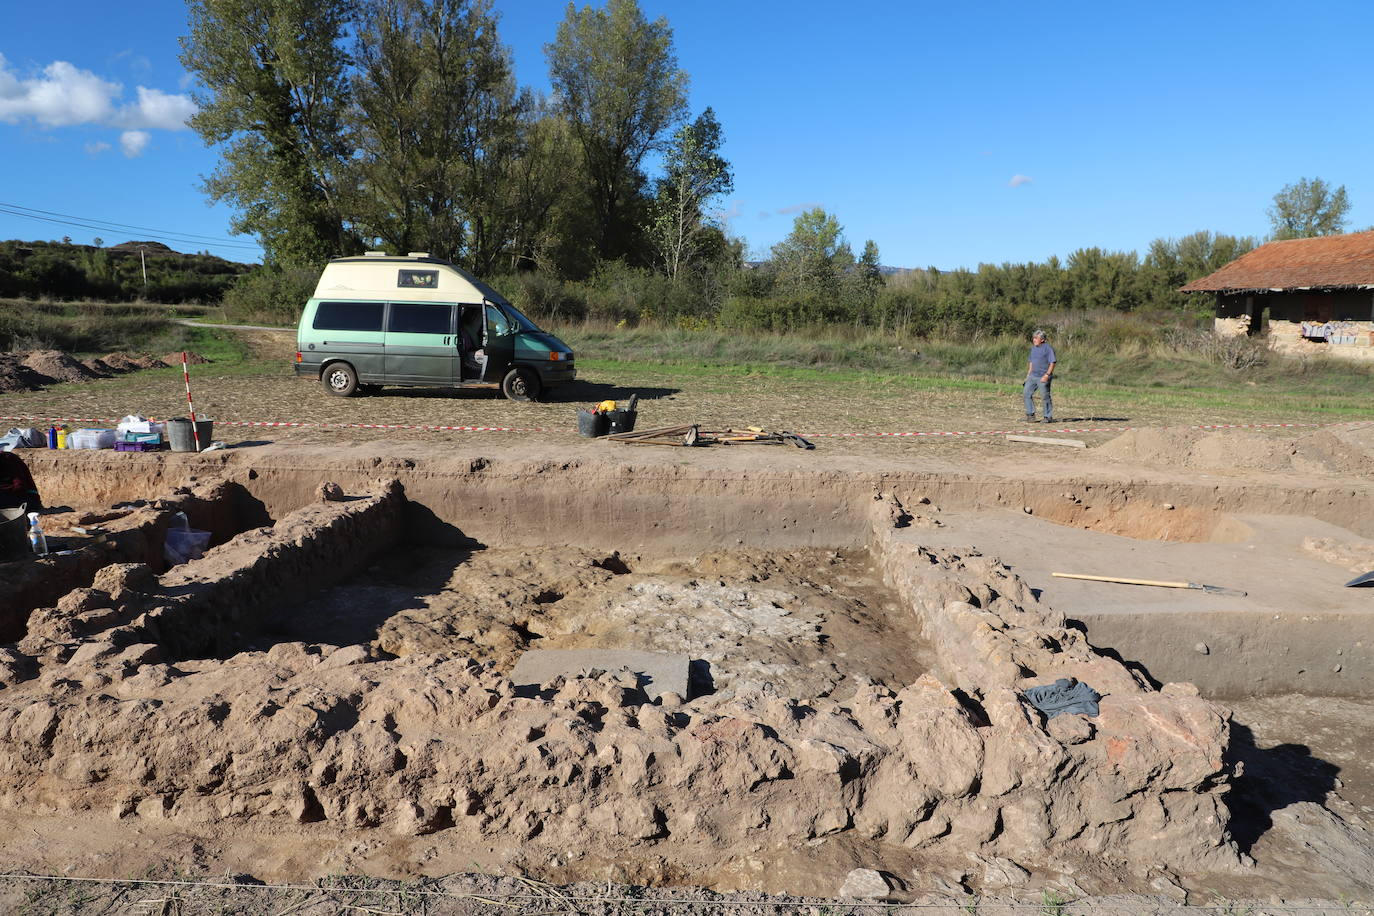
left=839, top=867, right=892, bottom=898
left=511, top=649, right=690, bottom=700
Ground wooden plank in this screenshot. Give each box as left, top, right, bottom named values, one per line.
left=1005, top=435, right=1087, bottom=448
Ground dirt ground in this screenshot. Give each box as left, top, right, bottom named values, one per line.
left=5, top=332, right=1373, bottom=465
left=269, top=546, right=934, bottom=701
left=5, top=338, right=1374, bottom=912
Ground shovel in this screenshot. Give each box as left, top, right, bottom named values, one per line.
left=1344, top=571, right=1374, bottom=587
left=1052, top=572, right=1247, bottom=597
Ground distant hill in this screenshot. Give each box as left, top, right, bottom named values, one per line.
left=0, top=239, right=255, bottom=303
left=108, top=240, right=179, bottom=254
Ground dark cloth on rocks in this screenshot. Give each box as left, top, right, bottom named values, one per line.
left=1024, top=677, right=1100, bottom=718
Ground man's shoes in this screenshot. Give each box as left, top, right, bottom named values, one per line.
left=1025, top=415, right=1035, bottom=422
left=1041, top=417, right=1053, bottom=424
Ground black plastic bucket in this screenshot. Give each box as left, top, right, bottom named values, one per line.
left=577, top=409, right=610, bottom=438
left=168, top=418, right=213, bottom=452
left=606, top=409, right=637, bottom=434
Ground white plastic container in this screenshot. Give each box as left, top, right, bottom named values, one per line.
left=68, top=428, right=116, bottom=450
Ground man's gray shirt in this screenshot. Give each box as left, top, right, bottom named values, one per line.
left=1029, top=342, right=1057, bottom=376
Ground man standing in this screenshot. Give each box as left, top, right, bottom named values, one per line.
left=1024, top=329, right=1056, bottom=423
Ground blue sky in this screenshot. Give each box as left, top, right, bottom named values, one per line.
left=2, top=0, right=1371, bottom=269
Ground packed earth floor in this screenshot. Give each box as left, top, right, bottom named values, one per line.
left=2, top=343, right=1374, bottom=913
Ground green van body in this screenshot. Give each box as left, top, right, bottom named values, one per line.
left=294, top=253, right=574, bottom=400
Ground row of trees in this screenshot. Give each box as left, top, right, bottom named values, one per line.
left=181, top=0, right=733, bottom=283
left=0, top=240, right=247, bottom=303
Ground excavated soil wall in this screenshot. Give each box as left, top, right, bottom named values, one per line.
left=21, top=448, right=1374, bottom=545
left=0, top=468, right=1244, bottom=893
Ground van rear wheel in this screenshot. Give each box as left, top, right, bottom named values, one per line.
left=322, top=362, right=359, bottom=397
left=501, top=367, right=540, bottom=402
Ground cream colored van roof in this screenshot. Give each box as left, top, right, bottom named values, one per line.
left=312, top=255, right=510, bottom=304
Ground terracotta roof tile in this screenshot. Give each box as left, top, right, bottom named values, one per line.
left=1180, top=230, right=1374, bottom=292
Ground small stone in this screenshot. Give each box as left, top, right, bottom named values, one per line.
left=1047, top=713, right=1094, bottom=745
left=1194, top=642, right=1210, bottom=655
left=1150, top=873, right=1188, bottom=902
left=1333, top=664, right=1342, bottom=673
left=1163, top=503, right=1175, bottom=510
left=1023, top=506, right=1033, bottom=514
left=840, top=868, right=892, bottom=899
left=971, top=854, right=1029, bottom=890
left=316, top=482, right=345, bottom=501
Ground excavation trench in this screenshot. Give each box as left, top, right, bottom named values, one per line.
left=13, top=450, right=1374, bottom=697
left=0, top=449, right=1370, bottom=897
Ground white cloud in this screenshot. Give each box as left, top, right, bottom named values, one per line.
left=1008, top=174, right=1033, bottom=188
left=120, top=130, right=151, bottom=158
left=114, top=86, right=196, bottom=130
left=0, top=56, right=121, bottom=127
left=0, top=52, right=194, bottom=134
left=84, top=140, right=111, bottom=155
left=776, top=202, right=823, bottom=215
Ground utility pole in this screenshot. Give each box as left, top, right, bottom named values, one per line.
left=139, top=246, right=147, bottom=287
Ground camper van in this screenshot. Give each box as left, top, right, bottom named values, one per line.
left=294, top=252, right=574, bottom=401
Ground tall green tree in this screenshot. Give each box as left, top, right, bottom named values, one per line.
left=770, top=207, right=853, bottom=298
left=651, top=107, right=733, bottom=280
left=499, top=102, right=595, bottom=274
left=1268, top=177, right=1351, bottom=240
left=547, top=0, right=688, bottom=264
left=180, top=0, right=359, bottom=266
left=1143, top=230, right=1257, bottom=307
left=349, top=0, right=528, bottom=269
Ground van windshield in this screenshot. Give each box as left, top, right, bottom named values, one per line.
left=496, top=301, right=541, bottom=333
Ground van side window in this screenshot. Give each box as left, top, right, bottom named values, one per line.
left=314, top=301, right=384, bottom=332
left=398, top=270, right=439, bottom=288
left=388, top=303, right=452, bottom=335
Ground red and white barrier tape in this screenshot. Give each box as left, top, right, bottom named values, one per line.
left=0, top=415, right=552, bottom=433
left=3, top=415, right=1371, bottom=439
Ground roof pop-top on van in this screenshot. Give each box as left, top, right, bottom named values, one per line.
left=312, top=253, right=511, bottom=305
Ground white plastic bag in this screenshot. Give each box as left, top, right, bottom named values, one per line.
left=163, top=512, right=211, bottom=566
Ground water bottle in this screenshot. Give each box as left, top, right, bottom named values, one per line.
left=27, top=512, right=48, bottom=556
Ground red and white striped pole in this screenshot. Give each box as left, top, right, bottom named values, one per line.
left=182, top=352, right=201, bottom=452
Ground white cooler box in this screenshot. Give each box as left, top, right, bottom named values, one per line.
left=68, top=428, right=116, bottom=449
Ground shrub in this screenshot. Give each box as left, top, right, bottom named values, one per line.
left=221, top=266, right=318, bottom=326
left=495, top=271, right=586, bottom=323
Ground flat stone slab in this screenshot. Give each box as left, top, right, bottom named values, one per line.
left=510, top=649, right=690, bottom=700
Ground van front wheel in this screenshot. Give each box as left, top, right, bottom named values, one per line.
left=322, top=362, right=359, bottom=397
left=501, top=367, right=540, bottom=402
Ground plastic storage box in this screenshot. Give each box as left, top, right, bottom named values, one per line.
left=68, top=428, right=116, bottom=450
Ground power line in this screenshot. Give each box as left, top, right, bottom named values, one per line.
left=0, top=201, right=259, bottom=247
left=0, top=201, right=262, bottom=254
